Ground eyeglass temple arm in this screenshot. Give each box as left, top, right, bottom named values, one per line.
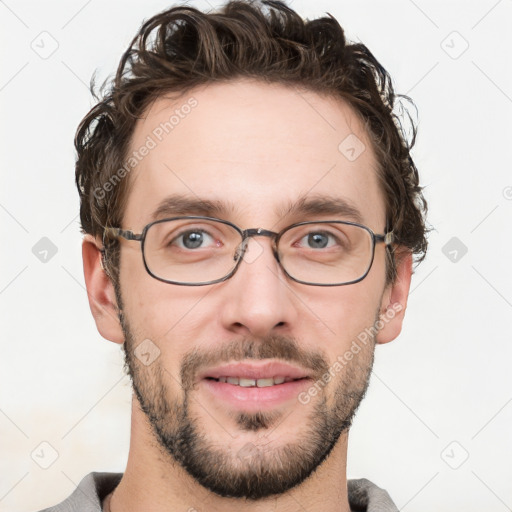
left=376, top=231, right=394, bottom=245
left=103, top=227, right=143, bottom=243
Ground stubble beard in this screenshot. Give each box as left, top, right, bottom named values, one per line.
left=117, top=299, right=377, bottom=500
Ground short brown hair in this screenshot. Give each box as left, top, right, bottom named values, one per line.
left=75, top=0, right=428, bottom=287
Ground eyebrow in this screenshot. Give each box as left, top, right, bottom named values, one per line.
left=150, top=195, right=237, bottom=221
left=150, top=193, right=365, bottom=225
left=276, top=194, right=365, bottom=224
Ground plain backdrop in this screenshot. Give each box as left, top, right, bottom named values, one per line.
left=1, top=0, right=511, bottom=510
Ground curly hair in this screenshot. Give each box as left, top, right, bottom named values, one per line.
left=75, top=0, right=428, bottom=287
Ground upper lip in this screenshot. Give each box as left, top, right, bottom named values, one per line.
left=198, top=361, right=311, bottom=381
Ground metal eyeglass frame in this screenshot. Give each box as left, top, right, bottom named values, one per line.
left=102, top=216, right=394, bottom=287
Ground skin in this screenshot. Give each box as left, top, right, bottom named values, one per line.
left=82, top=79, right=412, bottom=512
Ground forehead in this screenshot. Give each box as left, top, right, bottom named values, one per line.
left=122, top=80, right=386, bottom=230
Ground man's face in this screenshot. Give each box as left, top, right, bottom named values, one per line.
left=116, top=80, right=390, bottom=499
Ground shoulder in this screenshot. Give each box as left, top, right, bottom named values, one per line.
left=348, top=478, right=399, bottom=512
left=35, top=472, right=122, bottom=512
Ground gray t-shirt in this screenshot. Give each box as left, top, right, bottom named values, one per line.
left=36, top=472, right=399, bottom=512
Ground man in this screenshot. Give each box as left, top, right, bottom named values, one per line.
left=40, top=1, right=428, bottom=510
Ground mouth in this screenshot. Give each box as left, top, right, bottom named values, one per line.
left=204, top=375, right=305, bottom=387
left=197, top=361, right=313, bottom=410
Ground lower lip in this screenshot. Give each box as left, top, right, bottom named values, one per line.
left=201, top=378, right=311, bottom=411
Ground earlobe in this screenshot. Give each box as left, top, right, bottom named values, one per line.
left=375, top=250, right=413, bottom=345
left=82, top=235, right=125, bottom=344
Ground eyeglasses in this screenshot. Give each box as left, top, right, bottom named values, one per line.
left=103, top=216, right=394, bottom=286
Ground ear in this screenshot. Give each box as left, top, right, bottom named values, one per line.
left=375, top=249, right=413, bottom=345
left=82, top=234, right=125, bottom=344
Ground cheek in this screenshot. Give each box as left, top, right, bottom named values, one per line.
left=299, top=284, right=382, bottom=355
left=127, top=293, right=209, bottom=343
left=120, top=273, right=220, bottom=367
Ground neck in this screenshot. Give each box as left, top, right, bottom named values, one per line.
left=109, top=398, right=352, bottom=512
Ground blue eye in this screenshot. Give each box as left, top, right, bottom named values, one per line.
left=298, top=231, right=339, bottom=249
left=306, top=232, right=330, bottom=249
left=174, top=230, right=215, bottom=249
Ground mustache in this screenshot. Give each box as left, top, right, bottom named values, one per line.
left=180, top=335, right=330, bottom=390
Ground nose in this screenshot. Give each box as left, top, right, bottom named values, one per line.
left=218, top=236, right=299, bottom=338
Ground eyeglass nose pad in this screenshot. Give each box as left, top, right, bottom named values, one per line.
left=234, top=237, right=268, bottom=265
left=233, top=239, right=248, bottom=263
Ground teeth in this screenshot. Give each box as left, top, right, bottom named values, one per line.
left=239, top=378, right=256, bottom=387
left=256, top=378, right=274, bottom=387
left=216, top=376, right=297, bottom=387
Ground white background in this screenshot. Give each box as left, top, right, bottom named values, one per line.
left=1, top=0, right=511, bottom=510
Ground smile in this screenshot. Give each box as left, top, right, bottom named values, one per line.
left=205, top=376, right=304, bottom=387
